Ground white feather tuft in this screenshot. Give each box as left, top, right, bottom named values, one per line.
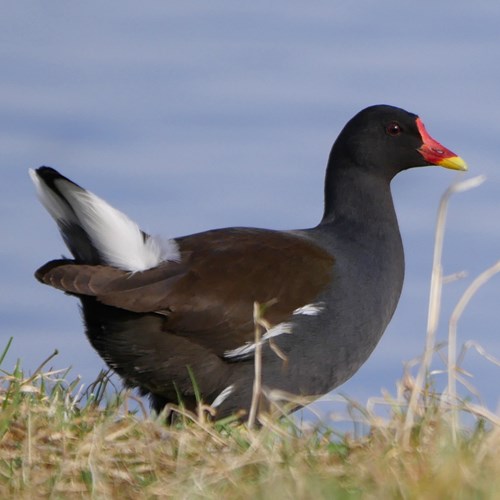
left=211, top=384, right=234, bottom=408
left=224, top=322, right=293, bottom=360
left=293, top=302, right=324, bottom=316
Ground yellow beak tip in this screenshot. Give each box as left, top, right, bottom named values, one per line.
left=437, top=156, right=468, bottom=172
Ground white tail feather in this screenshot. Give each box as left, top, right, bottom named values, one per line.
left=29, top=169, right=78, bottom=225
left=30, top=169, right=180, bottom=271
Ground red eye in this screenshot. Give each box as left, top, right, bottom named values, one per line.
left=386, top=122, right=402, bottom=136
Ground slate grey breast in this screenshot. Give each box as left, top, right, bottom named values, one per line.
left=31, top=105, right=467, bottom=419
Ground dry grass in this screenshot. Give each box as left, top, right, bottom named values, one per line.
left=2, top=176, right=499, bottom=499
left=1, top=365, right=500, bottom=499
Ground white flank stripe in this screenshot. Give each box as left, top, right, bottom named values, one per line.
left=211, top=384, right=234, bottom=408
left=262, top=321, right=293, bottom=341
left=224, top=322, right=293, bottom=360
left=293, top=302, right=324, bottom=316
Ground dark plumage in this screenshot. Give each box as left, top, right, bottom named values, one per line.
left=31, top=105, right=467, bottom=418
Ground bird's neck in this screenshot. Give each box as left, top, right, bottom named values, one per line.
left=320, top=165, right=398, bottom=231
left=316, top=164, right=405, bottom=327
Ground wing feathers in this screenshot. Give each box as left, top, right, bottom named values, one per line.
left=35, top=226, right=334, bottom=353
left=36, top=259, right=189, bottom=312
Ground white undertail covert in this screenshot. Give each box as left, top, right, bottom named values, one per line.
left=30, top=169, right=180, bottom=272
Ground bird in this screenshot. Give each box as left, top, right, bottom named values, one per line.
left=30, top=104, right=467, bottom=419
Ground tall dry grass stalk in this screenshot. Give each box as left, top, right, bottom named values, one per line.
left=403, top=174, right=492, bottom=444
left=446, top=260, right=500, bottom=440
left=247, top=301, right=264, bottom=428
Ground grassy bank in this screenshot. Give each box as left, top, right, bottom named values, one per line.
left=1, top=352, right=500, bottom=499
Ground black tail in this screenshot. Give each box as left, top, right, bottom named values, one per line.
left=30, top=167, right=103, bottom=264
left=30, top=166, right=178, bottom=271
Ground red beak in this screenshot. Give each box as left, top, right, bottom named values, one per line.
left=416, top=118, right=468, bottom=171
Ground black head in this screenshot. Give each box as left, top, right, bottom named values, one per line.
left=328, top=104, right=467, bottom=180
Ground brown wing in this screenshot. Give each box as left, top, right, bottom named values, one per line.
left=36, top=228, right=334, bottom=354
